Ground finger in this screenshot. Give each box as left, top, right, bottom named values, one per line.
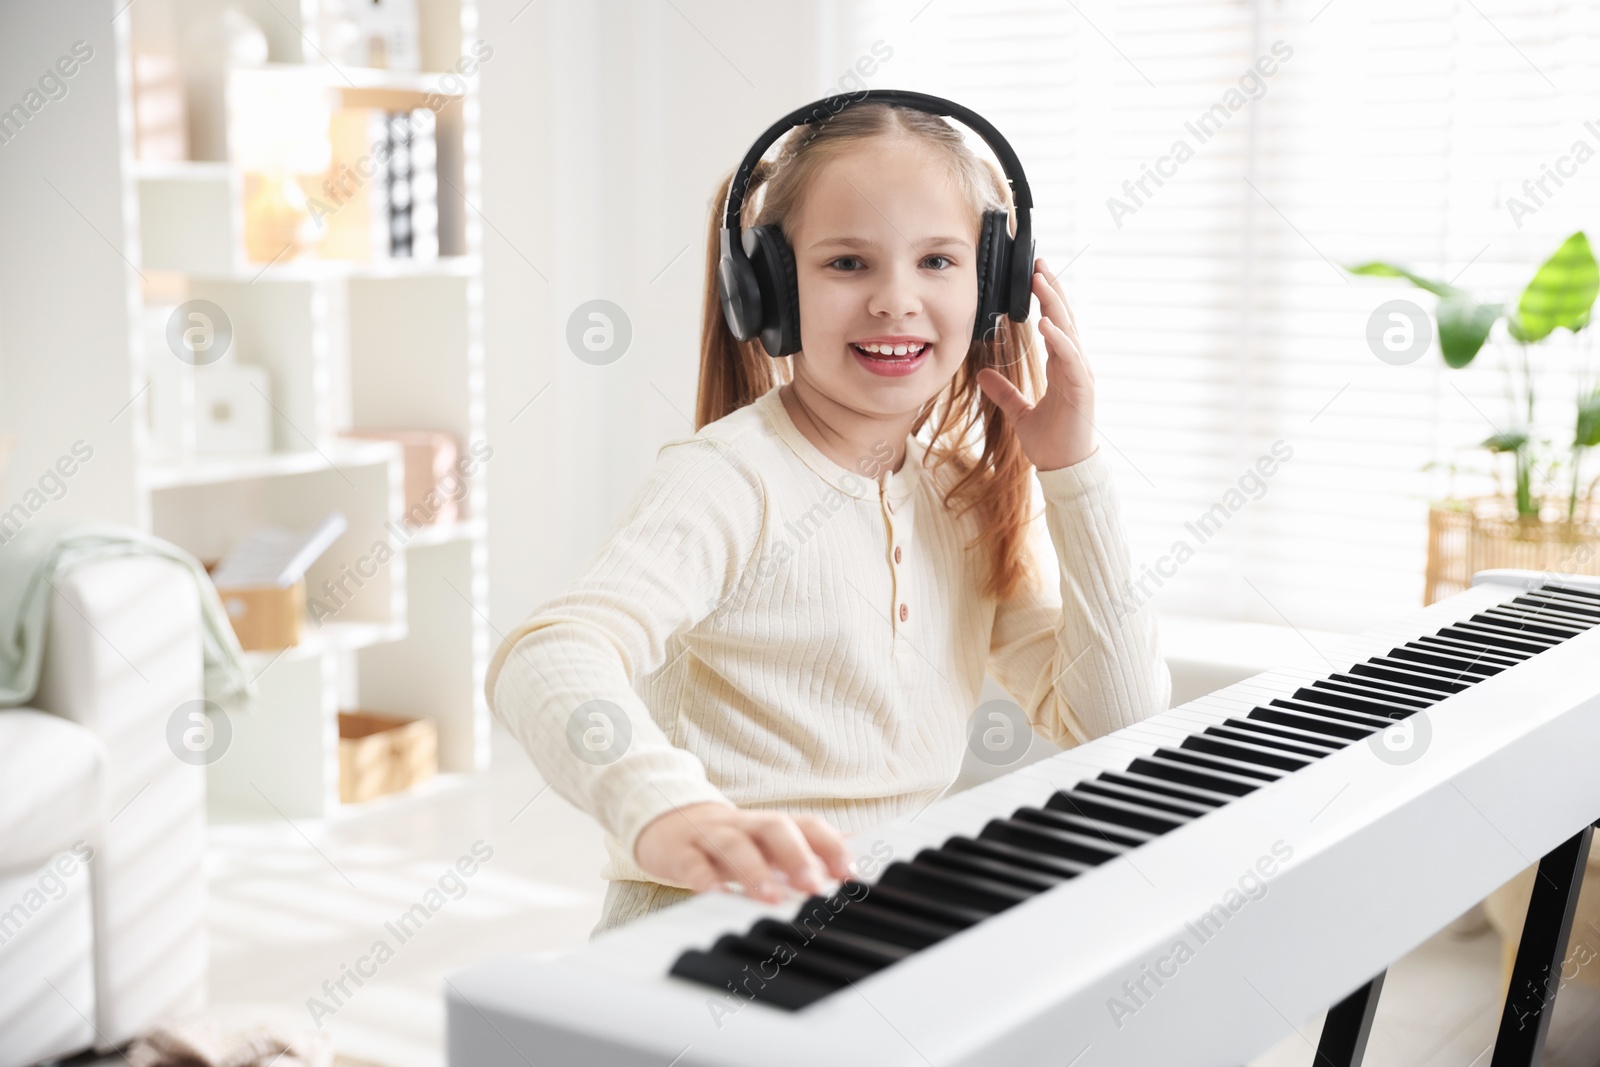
left=678, top=845, right=727, bottom=895
left=977, top=366, right=1033, bottom=423
left=1033, top=267, right=1079, bottom=339
left=703, top=825, right=781, bottom=901
left=749, top=816, right=827, bottom=893
left=1040, top=318, right=1092, bottom=390
left=791, top=815, right=856, bottom=882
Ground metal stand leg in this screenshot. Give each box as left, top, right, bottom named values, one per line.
left=1490, top=822, right=1595, bottom=1067
left=1314, top=971, right=1386, bottom=1067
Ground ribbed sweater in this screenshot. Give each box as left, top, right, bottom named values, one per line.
left=486, top=384, right=1172, bottom=888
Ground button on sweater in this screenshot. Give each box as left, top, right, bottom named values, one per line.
left=486, top=384, right=1172, bottom=888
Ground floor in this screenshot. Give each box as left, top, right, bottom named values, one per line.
left=133, top=725, right=1600, bottom=1067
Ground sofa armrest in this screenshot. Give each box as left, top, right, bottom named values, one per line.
left=31, top=554, right=207, bottom=1046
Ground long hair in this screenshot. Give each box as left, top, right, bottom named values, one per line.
left=694, top=102, right=1047, bottom=603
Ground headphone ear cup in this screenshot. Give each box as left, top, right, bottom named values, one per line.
left=1009, top=234, right=1037, bottom=323
left=718, top=244, right=764, bottom=342
left=745, top=225, right=803, bottom=358
left=972, top=209, right=1011, bottom=343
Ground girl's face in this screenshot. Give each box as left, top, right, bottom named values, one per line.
left=787, top=135, right=981, bottom=415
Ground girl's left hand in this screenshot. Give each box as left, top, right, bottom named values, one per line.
left=975, top=257, right=1097, bottom=472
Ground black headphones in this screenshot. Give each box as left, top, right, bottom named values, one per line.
left=717, top=89, right=1036, bottom=359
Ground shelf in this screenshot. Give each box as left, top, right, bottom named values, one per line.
left=240, top=619, right=407, bottom=671
left=145, top=439, right=402, bottom=490
left=184, top=255, right=481, bottom=283
left=134, top=160, right=233, bottom=182
left=401, top=516, right=484, bottom=548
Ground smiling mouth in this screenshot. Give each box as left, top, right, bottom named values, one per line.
left=850, top=342, right=930, bottom=362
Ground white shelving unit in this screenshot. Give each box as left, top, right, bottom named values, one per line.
left=115, top=0, right=489, bottom=822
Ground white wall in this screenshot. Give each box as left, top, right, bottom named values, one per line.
left=477, top=0, right=846, bottom=630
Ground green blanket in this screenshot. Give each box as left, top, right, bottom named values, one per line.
left=0, top=518, right=258, bottom=712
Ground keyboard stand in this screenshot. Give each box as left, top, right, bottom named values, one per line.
left=1314, top=972, right=1385, bottom=1067
left=1312, top=819, right=1597, bottom=1067
left=1490, top=820, right=1597, bottom=1067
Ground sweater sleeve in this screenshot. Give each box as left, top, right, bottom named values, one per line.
left=485, top=437, right=767, bottom=885
left=986, top=448, right=1172, bottom=748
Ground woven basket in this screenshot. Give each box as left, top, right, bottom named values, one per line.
left=1425, top=496, right=1600, bottom=605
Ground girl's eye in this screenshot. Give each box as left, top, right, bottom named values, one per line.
left=826, top=255, right=955, bottom=270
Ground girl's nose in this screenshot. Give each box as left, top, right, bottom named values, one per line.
left=867, top=262, right=922, bottom=318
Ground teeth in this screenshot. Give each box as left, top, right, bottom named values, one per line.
left=856, top=342, right=927, bottom=358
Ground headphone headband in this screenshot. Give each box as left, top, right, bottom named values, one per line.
left=720, top=89, right=1034, bottom=238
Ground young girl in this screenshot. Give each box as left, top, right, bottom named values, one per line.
left=486, top=101, right=1171, bottom=938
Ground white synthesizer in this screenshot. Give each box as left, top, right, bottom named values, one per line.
left=446, top=570, right=1600, bottom=1067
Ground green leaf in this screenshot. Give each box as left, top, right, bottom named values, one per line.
left=1577, top=388, right=1600, bottom=449
left=1347, top=261, right=1459, bottom=298
left=1436, top=296, right=1502, bottom=368
left=1483, top=430, right=1529, bottom=453
left=1516, top=232, right=1599, bottom=343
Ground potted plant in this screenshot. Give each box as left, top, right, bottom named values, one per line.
left=1349, top=231, right=1600, bottom=602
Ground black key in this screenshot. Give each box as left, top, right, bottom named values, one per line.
left=1414, top=634, right=1528, bottom=664
left=1215, top=718, right=1345, bottom=754
left=671, top=948, right=840, bottom=1009
left=1100, top=770, right=1235, bottom=807
left=1517, top=592, right=1600, bottom=621
left=1454, top=616, right=1564, bottom=646
left=1441, top=622, right=1554, bottom=654
left=1317, top=675, right=1438, bottom=707
left=1014, top=805, right=1155, bottom=846
left=1386, top=646, right=1502, bottom=678
left=1300, top=683, right=1423, bottom=718
left=1153, top=745, right=1284, bottom=782
left=981, top=817, right=1126, bottom=865
left=1128, top=754, right=1261, bottom=796
left=802, top=895, right=960, bottom=950
left=716, top=931, right=877, bottom=984
left=880, top=859, right=1033, bottom=912
left=1181, top=732, right=1312, bottom=772
left=915, top=846, right=1065, bottom=892
left=944, top=834, right=1092, bottom=879
left=750, top=917, right=910, bottom=968
left=1544, top=582, right=1600, bottom=603
left=1249, top=706, right=1375, bottom=741
left=1485, top=603, right=1594, bottom=632
left=1077, top=777, right=1217, bottom=816
left=1269, top=697, right=1398, bottom=728
left=1045, top=789, right=1191, bottom=834
left=843, top=879, right=989, bottom=930
left=1476, top=608, right=1586, bottom=640
left=1351, top=661, right=1469, bottom=694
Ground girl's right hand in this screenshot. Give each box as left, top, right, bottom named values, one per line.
left=633, top=802, right=857, bottom=904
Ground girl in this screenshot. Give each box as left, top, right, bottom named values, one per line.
left=486, top=101, right=1171, bottom=938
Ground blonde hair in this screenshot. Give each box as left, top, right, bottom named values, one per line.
left=694, top=102, right=1047, bottom=602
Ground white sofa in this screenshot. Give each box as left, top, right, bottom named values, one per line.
left=0, top=554, right=208, bottom=1066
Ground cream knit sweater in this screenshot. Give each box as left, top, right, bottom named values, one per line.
left=487, top=384, right=1171, bottom=888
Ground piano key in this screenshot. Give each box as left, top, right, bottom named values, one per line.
left=1516, top=591, right=1600, bottom=621
left=1383, top=646, right=1502, bottom=677
left=1098, top=769, right=1236, bottom=807
left=914, top=845, right=1067, bottom=892
left=1475, top=608, right=1587, bottom=639
left=1151, top=746, right=1285, bottom=782
left=1353, top=659, right=1472, bottom=693
left=1413, top=633, right=1529, bottom=663
left=669, top=947, right=841, bottom=1010
left=715, top=931, right=879, bottom=985
left=1247, top=705, right=1376, bottom=741
left=748, top=917, right=912, bottom=967
left=980, top=817, right=1127, bottom=864
left=1267, top=697, right=1399, bottom=728
left=1180, top=732, right=1315, bottom=772
left=880, top=859, right=1035, bottom=912
left=1298, top=683, right=1427, bottom=717
left=943, top=834, right=1094, bottom=878
left=1545, top=580, right=1600, bottom=601
left=798, top=894, right=962, bottom=950
left=1013, top=804, right=1159, bottom=845
left=1074, top=777, right=1217, bottom=817
left=1495, top=597, right=1599, bottom=624
left=843, top=878, right=990, bottom=929
left=1126, top=753, right=1264, bottom=795
left=1441, top=622, right=1557, bottom=654
left=1211, top=717, right=1346, bottom=754
left=1314, top=675, right=1438, bottom=707
left=1042, top=789, right=1193, bottom=834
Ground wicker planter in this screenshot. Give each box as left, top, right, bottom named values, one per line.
left=1425, top=496, right=1600, bottom=605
